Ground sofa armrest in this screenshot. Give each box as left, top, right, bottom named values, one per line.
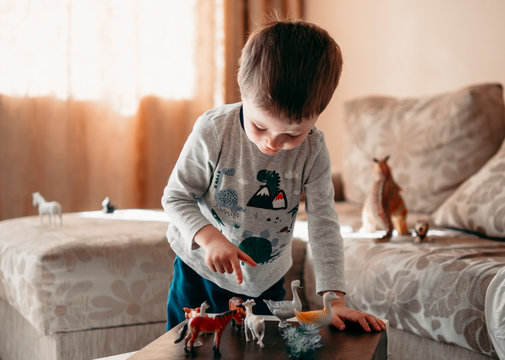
left=299, top=171, right=344, bottom=203
left=332, top=171, right=344, bottom=201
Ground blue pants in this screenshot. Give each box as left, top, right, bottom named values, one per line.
left=166, top=256, right=286, bottom=331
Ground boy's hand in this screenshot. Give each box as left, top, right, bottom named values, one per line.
left=194, top=225, right=257, bottom=284
left=328, top=291, right=386, bottom=332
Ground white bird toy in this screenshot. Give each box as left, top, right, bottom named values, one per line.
left=264, top=279, right=303, bottom=327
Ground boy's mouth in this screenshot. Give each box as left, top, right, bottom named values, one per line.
left=261, top=146, right=280, bottom=154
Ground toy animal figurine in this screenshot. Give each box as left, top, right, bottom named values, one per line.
left=243, top=299, right=265, bottom=348
left=184, top=300, right=210, bottom=320
left=175, top=309, right=242, bottom=358
left=32, top=192, right=62, bottom=226
left=101, top=196, right=116, bottom=213
left=414, top=221, right=431, bottom=243
left=264, top=279, right=303, bottom=327
left=281, top=323, right=322, bottom=359
left=228, top=297, right=246, bottom=329
left=293, top=291, right=339, bottom=328
left=176, top=301, right=210, bottom=347
left=361, top=155, right=408, bottom=242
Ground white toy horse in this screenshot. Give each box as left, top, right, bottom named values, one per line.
left=243, top=299, right=265, bottom=348
left=32, top=192, right=62, bottom=226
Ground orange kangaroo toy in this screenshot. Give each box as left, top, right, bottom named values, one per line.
left=175, top=309, right=243, bottom=357
left=362, top=155, right=408, bottom=242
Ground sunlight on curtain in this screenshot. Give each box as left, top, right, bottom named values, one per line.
left=214, top=0, right=224, bottom=106
left=0, top=0, right=197, bottom=115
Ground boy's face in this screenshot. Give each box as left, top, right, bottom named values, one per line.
left=242, top=97, right=317, bottom=155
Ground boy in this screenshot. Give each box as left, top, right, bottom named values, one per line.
left=162, top=19, right=385, bottom=333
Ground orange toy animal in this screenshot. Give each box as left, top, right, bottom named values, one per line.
left=184, top=301, right=209, bottom=320
left=362, top=155, right=408, bottom=242
left=293, top=292, right=339, bottom=328
left=228, top=297, right=246, bottom=328
left=178, top=301, right=210, bottom=347
left=175, top=309, right=243, bottom=357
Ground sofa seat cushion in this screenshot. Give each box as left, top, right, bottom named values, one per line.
left=0, top=210, right=174, bottom=335
left=300, top=202, right=505, bottom=358
left=342, top=83, right=505, bottom=213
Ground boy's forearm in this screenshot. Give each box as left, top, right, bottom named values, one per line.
left=193, top=224, right=221, bottom=248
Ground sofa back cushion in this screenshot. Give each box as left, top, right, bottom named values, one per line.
left=342, top=83, right=505, bottom=214
left=432, top=137, right=505, bottom=238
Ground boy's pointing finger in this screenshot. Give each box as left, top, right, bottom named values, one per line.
left=238, top=250, right=257, bottom=267
left=231, top=259, right=243, bottom=284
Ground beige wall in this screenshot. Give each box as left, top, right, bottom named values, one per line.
left=306, top=0, right=505, bottom=170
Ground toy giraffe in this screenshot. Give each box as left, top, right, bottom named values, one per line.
left=362, top=155, right=408, bottom=242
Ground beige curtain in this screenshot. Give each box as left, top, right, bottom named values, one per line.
left=0, top=0, right=303, bottom=220
left=0, top=0, right=217, bottom=219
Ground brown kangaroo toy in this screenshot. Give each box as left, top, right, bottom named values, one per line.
left=362, top=155, right=408, bottom=242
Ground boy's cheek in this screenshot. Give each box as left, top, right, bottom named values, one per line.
left=284, top=138, right=306, bottom=150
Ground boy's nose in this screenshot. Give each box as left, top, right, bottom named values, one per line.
left=267, top=135, right=283, bottom=149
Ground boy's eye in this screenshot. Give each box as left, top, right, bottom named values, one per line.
left=254, top=124, right=266, bottom=132
left=289, top=134, right=301, bottom=139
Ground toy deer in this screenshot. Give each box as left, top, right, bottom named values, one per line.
left=183, top=300, right=210, bottom=320
left=175, top=309, right=242, bottom=357
left=243, top=299, right=265, bottom=348
left=175, top=301, right=209, bottom=347
left=361, top=156, right=408, bottom=242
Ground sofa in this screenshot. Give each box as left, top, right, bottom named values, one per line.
left=300, top=82, right=505, bottom=360
left=0, top=210, right=174, bottom=360
left=1, top=83, right=504, bottom=360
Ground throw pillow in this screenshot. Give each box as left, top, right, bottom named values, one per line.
left=432, top=138, right=505, bottom=238
left=342, top=83, right=505, bottom=213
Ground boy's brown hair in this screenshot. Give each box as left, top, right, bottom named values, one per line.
left=238, top=19, right=343, bottom=123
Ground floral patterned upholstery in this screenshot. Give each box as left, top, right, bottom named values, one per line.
left=299, top=202, right=505, bottom=358
left=0, top=211, right=173, bottom=334
left=433, top=137, right=505, bottom=238
left=342, top=83, right=505, bottom=214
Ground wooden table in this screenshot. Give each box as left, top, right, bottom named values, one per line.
left=129, top=318, right=387, bottom=360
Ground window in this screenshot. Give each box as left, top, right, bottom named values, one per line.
left=0, top=0, right=200, bottom=115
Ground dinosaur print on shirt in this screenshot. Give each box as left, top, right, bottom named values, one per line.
left=214, top=168, right=245, bottom=212
left=247, top=170, right=287, bottom=210
left=238, top=229, right=282, bottom=265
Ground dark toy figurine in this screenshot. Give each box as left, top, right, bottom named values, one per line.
left=101, top=196, right=116, bottom=213
left=414, top=221, right=431, bottom=243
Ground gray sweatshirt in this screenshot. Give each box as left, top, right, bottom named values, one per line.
left=162, top=102, right=345, bottom=297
